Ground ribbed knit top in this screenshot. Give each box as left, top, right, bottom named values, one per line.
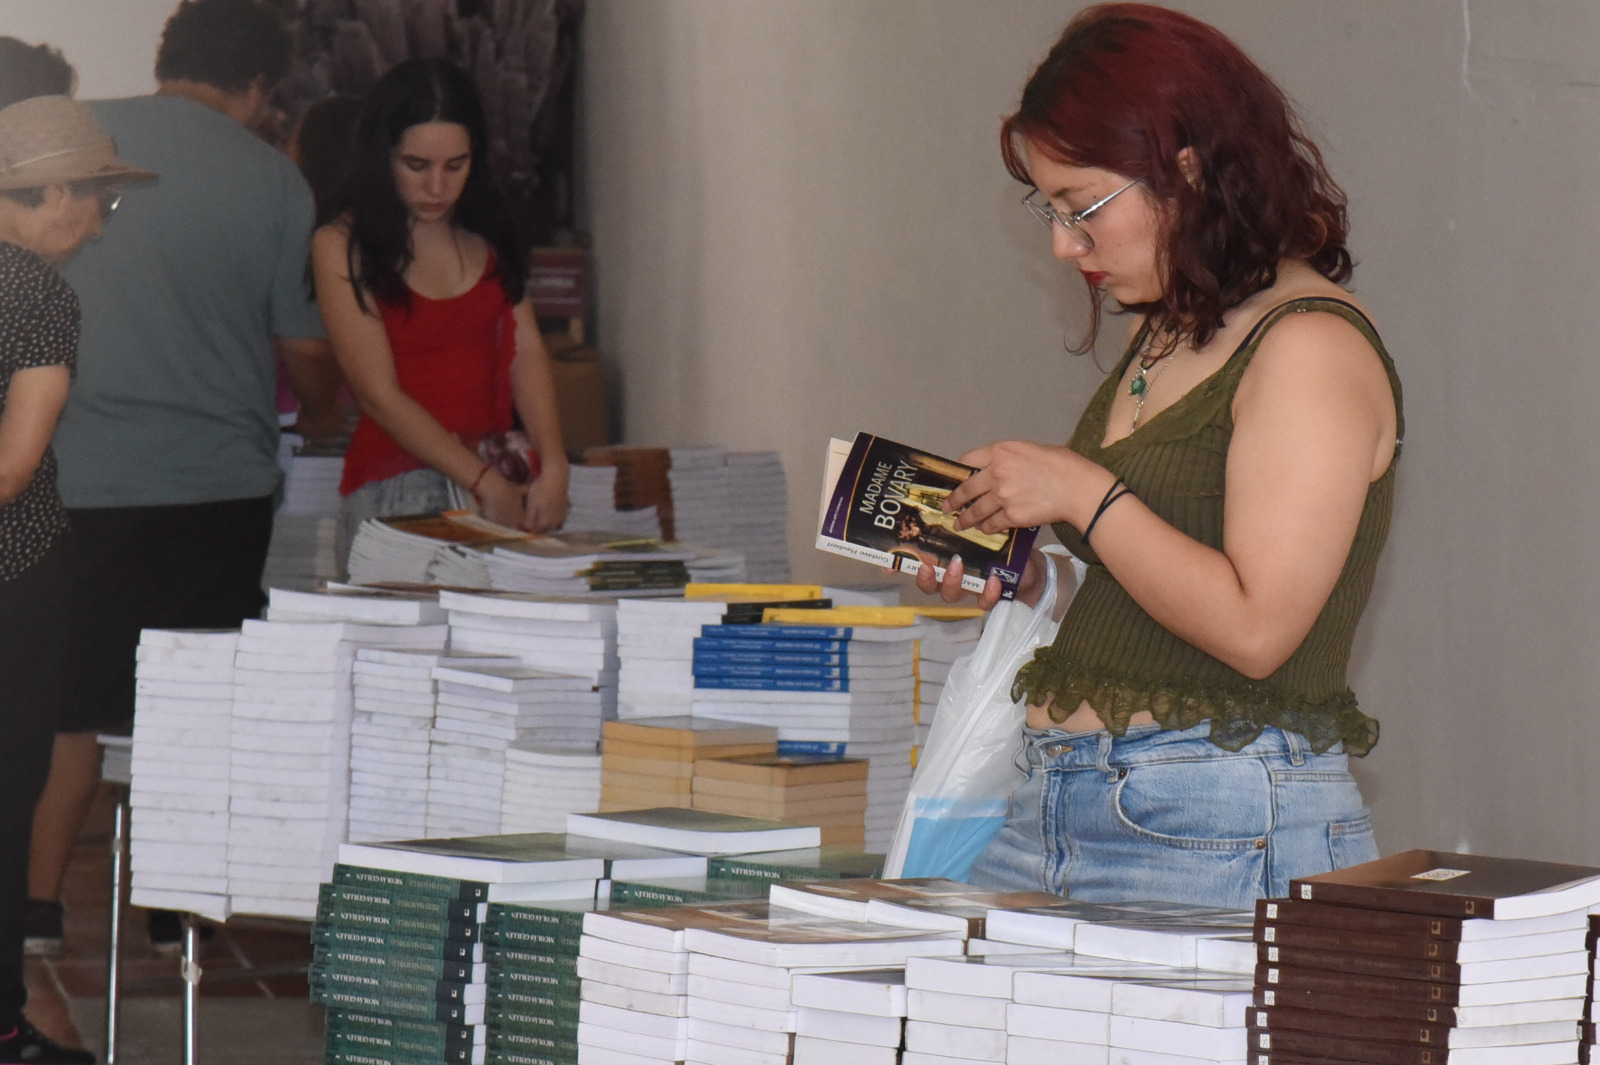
left=1012, top=297, right=1403, bottom=755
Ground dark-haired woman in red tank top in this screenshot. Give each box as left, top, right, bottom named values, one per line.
left=313, top=59, right=568, bottom=563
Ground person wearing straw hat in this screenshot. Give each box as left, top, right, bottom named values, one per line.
left=0, top=94, right=149, bottom=1065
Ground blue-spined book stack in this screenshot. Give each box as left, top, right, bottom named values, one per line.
left=688, top=624, right=917, bottom=853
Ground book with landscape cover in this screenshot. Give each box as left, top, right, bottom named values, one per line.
left=707, top=847, right=884, bottom=883
left=1255, top=898, right=1591, bottom=942
left=566, top=807, right=822, bottom=855
left=816, top=433, right=1038, bottom=600
left=1290, top=850, right=1600, bottom=920
left=337, top=834, right=606, bottom=884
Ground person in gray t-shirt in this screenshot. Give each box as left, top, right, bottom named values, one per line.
left=26, top=0, right=342, bottom=956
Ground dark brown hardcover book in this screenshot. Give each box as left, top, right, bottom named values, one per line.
left=1290, top=850, right=1600, bottom=919
left=1247, top=1026, right=1448, bottom=1065
left=1258, top=942, right=1466, bottom=983
left=1252, top=985, right=1462, bottom=1026
left=1249, top=1053, right=1428, bottom=1065
left=1251, top=1005, right=1459, bottom=1046
left=1257, top=898, right=1467, bottom=941
left=1255, top=964, right=1460, bottom=1005
left=1256, top=919, right=1460, bottom=960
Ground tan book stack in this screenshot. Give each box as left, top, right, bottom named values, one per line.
left=583, top=446, right=674, bottom=539
left=692, top=754, right=870, bottom=847
left=599, top=716, right=777, bottom=813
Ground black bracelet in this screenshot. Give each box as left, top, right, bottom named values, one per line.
left=1082, top=478, right=1134, bottom=545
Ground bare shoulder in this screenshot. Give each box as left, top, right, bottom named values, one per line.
left=312, top=219, right=352, bottom=259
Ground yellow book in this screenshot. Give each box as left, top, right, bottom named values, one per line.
left=762, top=605, right=985, bottom=626
left=685, top=583, right=825, bottom=600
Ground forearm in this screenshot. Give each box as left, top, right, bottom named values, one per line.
left=356, top=386, right=489, bottom=490
left=508, top=324, right=568, bottom=477
left=277, top=337, right=345, bottom=440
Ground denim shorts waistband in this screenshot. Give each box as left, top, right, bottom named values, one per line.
left=1021, top=720, right=1323, bottom=772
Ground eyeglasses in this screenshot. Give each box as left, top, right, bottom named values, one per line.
left=1021, top=177, right=1141, bottom=251
left=97, top=189, right=120, bottom=219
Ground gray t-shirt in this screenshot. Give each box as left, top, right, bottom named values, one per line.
left=55, top=94, right=324, bottom=508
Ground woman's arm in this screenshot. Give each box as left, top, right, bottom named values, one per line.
left=0, top=364, right=71, bottom=505
left=945, top=312, right=1396, bottom=678
left=311, top=224, right=527, bottom=527
left=506, top=299, right=570, bottom=533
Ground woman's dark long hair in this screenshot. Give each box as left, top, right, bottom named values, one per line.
left=1002, top=4, right=1352, bottom=355
left=337, top=58, right=525, bottom=312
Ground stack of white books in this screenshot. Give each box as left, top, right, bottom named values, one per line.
left=425, top=662, right=602, bottom=837
left=667, top=446, right=734, bottom=551
left=481, top=537, right=696, bottom=598
left=1003, top=964, right=1254, bottom=1065
left=226, top=617, right=446, bottom=918
left=577, top=901, right=769, bottom=1065
left=566, top=464, right=666, bottom=540
left=982, top=899, right=1256, bottom=969
left=790, top=968, right=907, bottom=1065
left=724, top=451, right=789, bottom=582
left=440, top=589, right=619, bottom=718
left=346, top=647, right=517, bottom=843
left=681, top=909, right=965, bottom=1065
left=264, top=585, right=446, bottom=626
left=128, top=628, right=238, bottom=922
left=616, top=597, right=730, bottom=720
left=262, top=437, right=342, bottom=592
left=690, top=624, right=917, bottom=852
left=345, top=518, right=456, bottom=586
left=499, top=743, right=603, bottom=833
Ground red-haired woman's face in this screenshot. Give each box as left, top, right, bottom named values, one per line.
left=1023, top=141, right=1163, bottom=306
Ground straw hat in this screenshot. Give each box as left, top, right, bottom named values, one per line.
left=0, top=95, right=155, bottom=192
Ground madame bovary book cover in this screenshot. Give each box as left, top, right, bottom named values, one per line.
left=816, top=432, right=1039, bottom=600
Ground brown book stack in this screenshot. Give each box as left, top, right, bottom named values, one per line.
left=599, top=716, right=777, bottom=813
left=584, top=446, right=675, bottom=540
left=692, top=754, right=869, bottom=847
left=1249, top=850, right=1600, bottom=1065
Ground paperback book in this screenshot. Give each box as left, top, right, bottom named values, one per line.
left=816, top=433, right=1039, bottom=600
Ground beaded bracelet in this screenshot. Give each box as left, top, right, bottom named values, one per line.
left=1082, top=477, right=1134, bottom=545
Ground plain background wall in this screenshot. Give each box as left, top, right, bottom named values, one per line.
left=8, top=2, right=1600, bottom=865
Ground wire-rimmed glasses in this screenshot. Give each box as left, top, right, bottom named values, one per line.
left=1021, top=177, right=1141, bottom=251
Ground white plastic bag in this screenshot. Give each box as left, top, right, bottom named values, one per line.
left=884, top=548, right=1073, bottom=880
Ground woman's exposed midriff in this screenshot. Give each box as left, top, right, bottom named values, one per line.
left=1026, top=699, right=1156, bottom=734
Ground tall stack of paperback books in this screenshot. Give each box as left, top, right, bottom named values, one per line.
left=667, top=446, right=735, bottom=552
left=724, top=450, right=790, bottom=582
left=227, top=616, right=446, bottom=918
left=426, top=663, right=602, bottom=837
left=439, top=589, right=617, bottom=719
left=615, top=586, right=828, bottom=720
left=790, top=968, right=907, bottom=1065
left=690, top=621, right=917, bottom=852
left=566, top=463, right=663, bottom=539
left=1251, top=850, right=1600, bottom=1065
left=348, top=647, right=515, bottom=844
left=263, top=437, right=342, bottom=592
left=599, top=717, right=778, bottom=812
left=691, top=754, right=869, bottom=847
left=128, top=628, right=239, bottom=922
left=583, top=446, right=675, bottom=539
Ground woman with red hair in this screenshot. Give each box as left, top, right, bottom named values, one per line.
left=922, top=4, right=1401, bottom=906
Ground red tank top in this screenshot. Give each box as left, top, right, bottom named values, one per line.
left=339, top=257, right=516, bottom=495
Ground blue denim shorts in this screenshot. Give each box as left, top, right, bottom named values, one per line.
left=966, top=720, right=1377, bottom=908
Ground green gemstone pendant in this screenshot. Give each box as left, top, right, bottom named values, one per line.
left=1129, top=374, right=1147, bottom=397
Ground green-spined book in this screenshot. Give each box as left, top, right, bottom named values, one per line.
left=312, top=982, right=483, bottom=1025
left=333, top=863, right=489, bottom=903
left=313, top=924, right=484, bottom=963
left=313, top=903, right=478, bottom=944
left=318, top=883, right=485, bottom=925
left=313, top=944, right=484, bottom=985
left=485, top=965, right=581, bottom=998
left=484, top=900, right=593, bottom=945
left=481, top=986, right=581, bottom=1021
left=708, top=847, right=885, bottom=882
left=484, top=943, right=579, bottom=978
left=310, top=965, right=482, bottom=1007
left=324, top=1009, right=479, bottom=1060
left=607, top=875, right=769, bottom=909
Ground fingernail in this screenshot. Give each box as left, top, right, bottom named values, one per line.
left=950, top=554, right=963, bottom=570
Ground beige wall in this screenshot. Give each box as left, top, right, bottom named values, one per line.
left=0, top=0, right=169, bottom=98
left=584, top=1, right=1600, bottom=864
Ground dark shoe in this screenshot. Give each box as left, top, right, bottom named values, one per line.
left=20, top=900, right=62, bottom=958
left=0, top=1017, right=96, bottom=1063
left=145, top=908, right=211, bottom=956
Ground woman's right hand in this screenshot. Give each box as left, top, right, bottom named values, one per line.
left=912, top=548, right=1051, bottom=611
left=475, top=470, right=527, bottom=530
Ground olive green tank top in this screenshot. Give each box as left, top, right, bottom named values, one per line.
left=1012, top=297, right=1403, bottom=755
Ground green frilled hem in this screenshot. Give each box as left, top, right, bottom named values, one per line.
left=1011, top=653, right=1379, bottom=757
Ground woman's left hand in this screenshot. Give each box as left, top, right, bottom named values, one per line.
left=945, top=440, right=1112, bottom=534
left=522, top=465, right=571, bottom=534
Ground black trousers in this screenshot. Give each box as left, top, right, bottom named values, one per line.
left=61, top=494, right=274, bottom=732
left=0, top=537, right=69, bottom=1027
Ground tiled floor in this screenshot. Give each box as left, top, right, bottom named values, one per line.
left=24, top=786, right=323, bottom=1064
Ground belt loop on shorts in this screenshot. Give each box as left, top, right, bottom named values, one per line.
left=1285, top=728, right=1306, bottom=767
left=1096, top=732, right=1116, bottom=781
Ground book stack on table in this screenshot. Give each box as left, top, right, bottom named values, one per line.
left=599, top=717, right=778, bottom=813
left=439, top=590, right=618, bottom=719
left=567, top=463, right=663, bottom=540
left=499, top=743, right=603, bottom=834
left=789, top=968, right=906, bottom=1065
left=227, top=616, right=447, bottom=919
left=705, top=846, right=885, bottom=885
left=481, top=899, right=592, bottom=1065
left=690, top=622, right=918, bottom=852
left=614, top=586, right=829, bottom=721
left=980, top=899, right=1258, bottom=974
left=583, top=446, right=675, bottom=540
left=681, top=903, right=966, bottom=1065
left=724, top=450, right=790, bottom=582
left=128, top=628, right=239, bottom=922
left=348, top=648, right=518, bottom=844
left=667, top=446, right=735, bottom=553
left=426, top=663, right=603, bottom=838
left=607, top=874, right=770, bottom=910
left=691, top=754, right=869, bottom=847
left=482, top=535, right=699, bottom=598
left=1250, top=850, right=1600, bottom=1065
left=262, top=438, right=341, bottom=592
